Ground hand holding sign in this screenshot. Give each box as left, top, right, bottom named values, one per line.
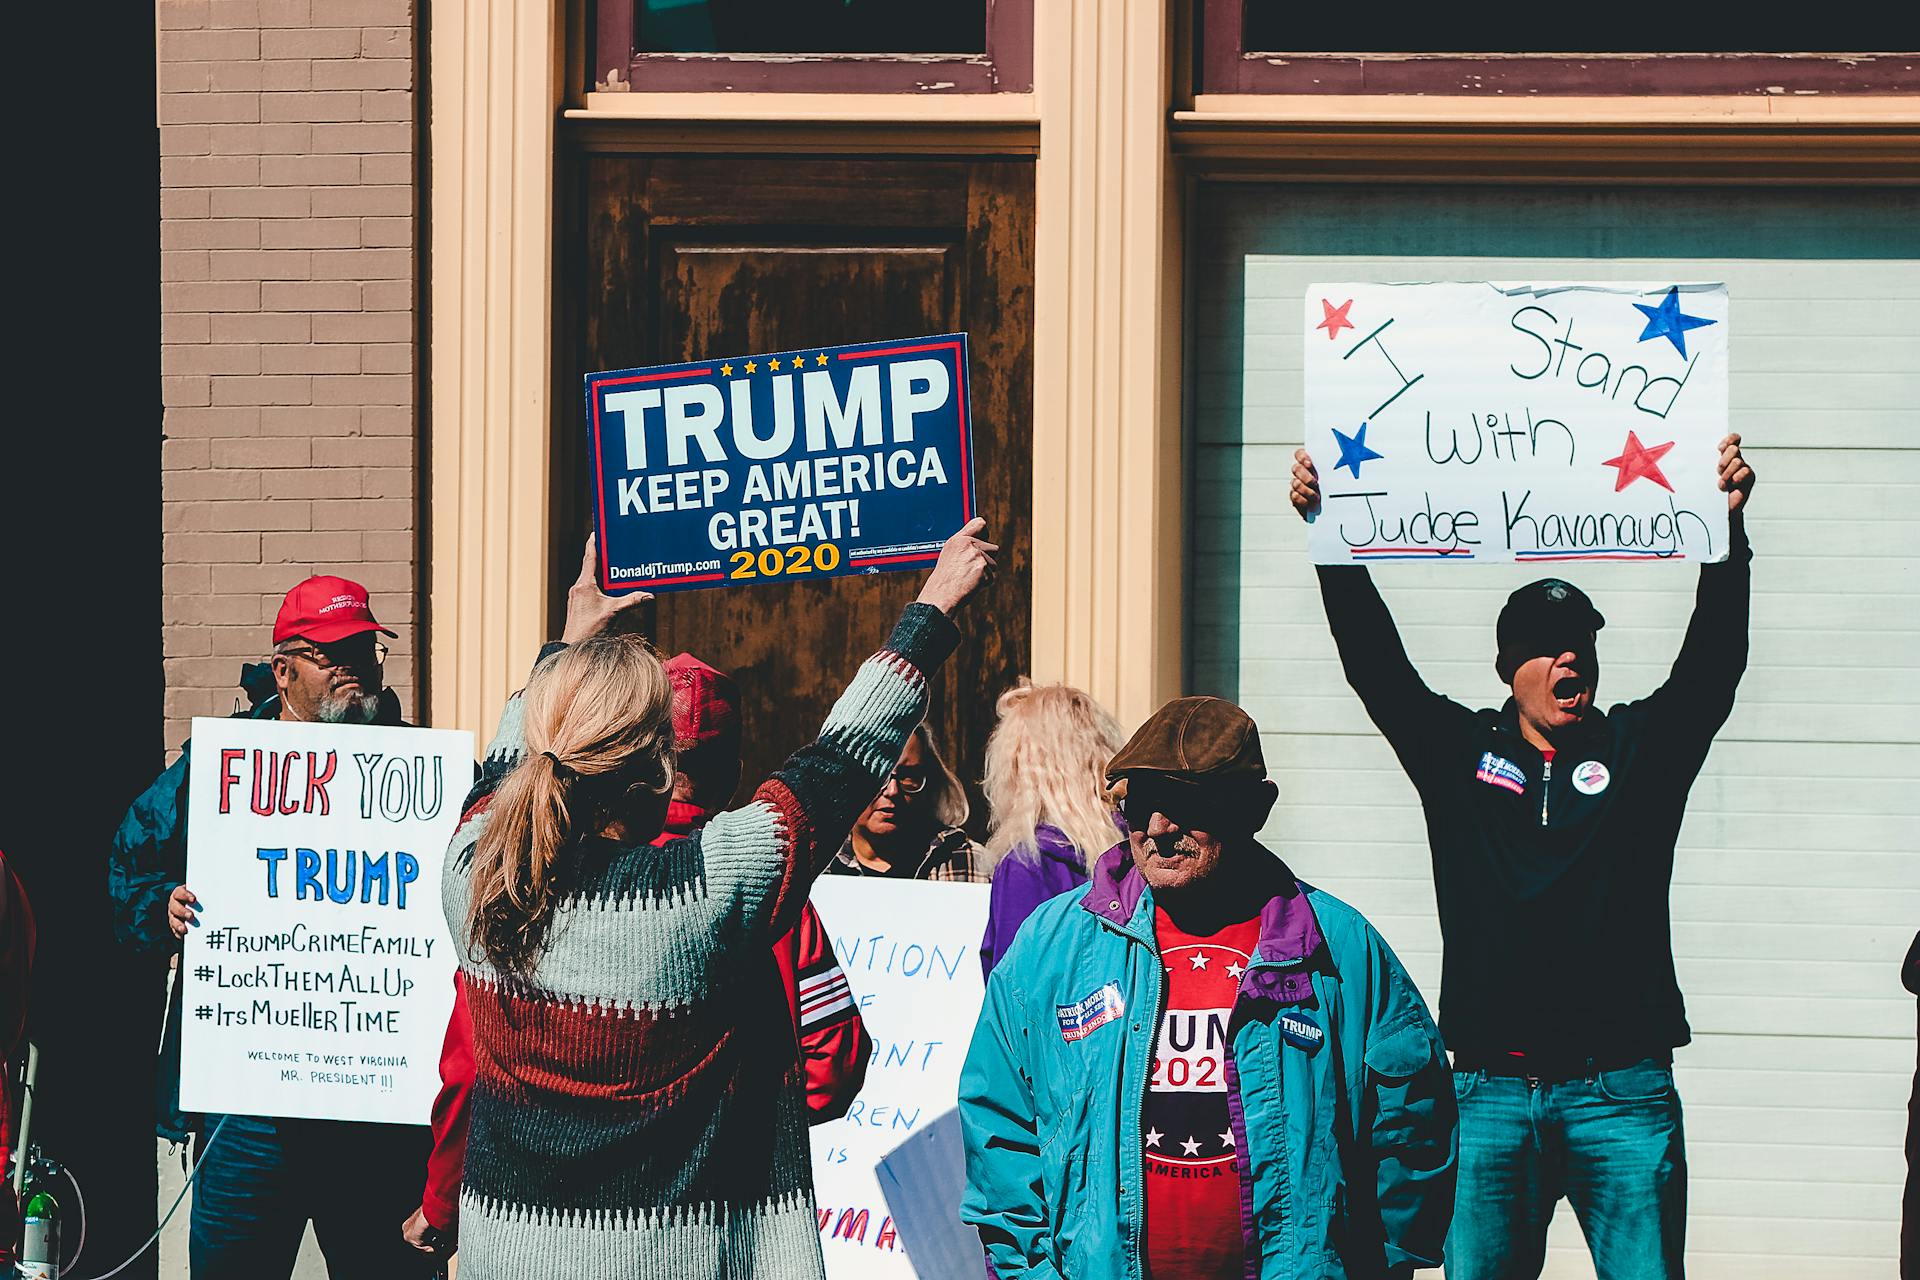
left=916, top=517, right=997, bottom=617
left=1717, top=433, right=1756, bottom=514
left=168, top=883, right=201, bottom=939
left=1290, top=448, right=1321, bottom=520
left=563, top=532, right=655, bottom=644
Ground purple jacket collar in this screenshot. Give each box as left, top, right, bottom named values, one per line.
left=1079, top=843, right=1327, bottom=1005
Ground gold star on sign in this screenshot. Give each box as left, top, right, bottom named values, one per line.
left=743, top=360, right=758, bottom=374
left=768, top=356, right=783, bottom=371
left=720, top=363, right=733, bottom=377
left=815, top=352, right=828, bottom=366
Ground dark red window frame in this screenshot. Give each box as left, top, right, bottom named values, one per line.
left=1200, top=0, right=1919, bottom=96
left=592, top=0, right=1033, bottom=94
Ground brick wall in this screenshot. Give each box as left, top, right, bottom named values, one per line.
left=158, top=0, right=417, bottom=754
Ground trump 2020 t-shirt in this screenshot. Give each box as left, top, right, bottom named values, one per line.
left=1144, top=906, right=1258, bottom=1279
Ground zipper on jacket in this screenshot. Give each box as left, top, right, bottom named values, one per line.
left=1132, top=944, right=1164, bottom=1277
left=1540, top=757, right=1552, bottom=827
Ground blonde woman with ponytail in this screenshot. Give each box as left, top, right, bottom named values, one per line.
left=441, top=523, right=995, bottom=1280
left=977, top=680, right=1129, bottom=976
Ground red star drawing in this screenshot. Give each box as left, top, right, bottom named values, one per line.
left=1316, top=298, right=1355, bottom=340
left=1601, top=430, right=1676, bottom=493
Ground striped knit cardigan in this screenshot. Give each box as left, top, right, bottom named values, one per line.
left=441, top=604, right=958, bottom=1279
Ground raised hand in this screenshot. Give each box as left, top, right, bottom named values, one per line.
left=916, top=517, right=998, bottom=617
left=562, top=533, right=655, bottom=644
left=1718, top=433, right=1755, bottom=514
left=1290, top=448, right=1321, bottom=519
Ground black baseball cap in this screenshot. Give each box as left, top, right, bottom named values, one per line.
left=1496, top=579, right=1605, bottom=681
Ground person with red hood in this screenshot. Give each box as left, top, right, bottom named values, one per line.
left=404, top=651, right=873, bottom=1261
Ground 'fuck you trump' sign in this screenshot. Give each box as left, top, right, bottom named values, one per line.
left=180, top=717, right=471, bottom=1125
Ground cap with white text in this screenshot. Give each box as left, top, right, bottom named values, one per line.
left=273, top=575, right=398, bottom=646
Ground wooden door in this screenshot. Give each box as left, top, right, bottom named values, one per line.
left=568, top=155, right=1035, bottom=827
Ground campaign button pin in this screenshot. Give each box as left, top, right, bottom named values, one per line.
left=1571, top=760, right=1611, bottom=795
left=1278, top=1009, right=1324, bottom=1053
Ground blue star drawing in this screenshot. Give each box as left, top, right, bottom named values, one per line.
left=1331, top=421, right=1384, bottom=478
left=1631, top=287, right=1717, bottom=359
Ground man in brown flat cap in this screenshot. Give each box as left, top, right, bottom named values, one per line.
left=960, top=696, right=1457, bottom=1280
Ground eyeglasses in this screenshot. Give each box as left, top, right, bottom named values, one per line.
left=884, top=768, right=927, bottom=795
left=280, top=642, right=389, bottom=670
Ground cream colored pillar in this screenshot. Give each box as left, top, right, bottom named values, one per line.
left=426, top=0, right=563, bottom=735
left=1029, top=0, right=1185, bottom=730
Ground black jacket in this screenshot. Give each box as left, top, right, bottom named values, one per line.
left=1316, top=522, right=1752, bottom=1062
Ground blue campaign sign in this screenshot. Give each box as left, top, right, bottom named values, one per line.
left=584, top=334, right=977, bottom=594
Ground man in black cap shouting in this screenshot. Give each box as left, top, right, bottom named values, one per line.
left=1288, top=434, right=1755, bottom=1280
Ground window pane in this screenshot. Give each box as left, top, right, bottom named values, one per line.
left=1240, top=0, right=1905, bottom=53
left=638, top=0, right=986, bottom=55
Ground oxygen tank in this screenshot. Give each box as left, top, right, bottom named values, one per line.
left=16, top=1148, right=59, bottom=1280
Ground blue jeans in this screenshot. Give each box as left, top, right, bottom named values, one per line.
left=190, top=1113, right=436, bottom=1280
left=1445, top=1059, right=1686, bottom=1280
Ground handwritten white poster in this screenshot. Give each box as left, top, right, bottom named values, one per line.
left=1303, top=282, right=1730, bottom=566
left=808, top=878, right=990, bottom=1279
left=180, top=717, right=472, bottom=1124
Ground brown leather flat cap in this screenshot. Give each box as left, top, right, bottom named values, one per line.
left=1106, top=696, right=1265, bottom=783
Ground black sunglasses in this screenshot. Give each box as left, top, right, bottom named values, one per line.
left=280, top=641, right=389, bottom=670
left=1120, top=777, right=1234, bottom=834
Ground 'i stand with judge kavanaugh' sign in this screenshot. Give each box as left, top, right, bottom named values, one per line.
left=1302, top=283, right=1730, bottom=566
left=179, top=718, right=472, bottom=1125
left=585, top=334, right=978, bottom=594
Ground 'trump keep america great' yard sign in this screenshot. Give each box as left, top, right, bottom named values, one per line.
left=585, top=334, right=977, bottom=594
left=1302, top=283, right=1730, bottom=566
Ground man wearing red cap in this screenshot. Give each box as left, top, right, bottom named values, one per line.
left=108, top=575, right=435, bottom=1279
left=402, top=648, right=874, bottom=1265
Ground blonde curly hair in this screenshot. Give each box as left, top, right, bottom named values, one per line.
left=982, top=679, right=1127, bottom=875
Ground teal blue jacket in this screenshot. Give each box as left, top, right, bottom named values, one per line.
left=959, top=845, right=1456, bottom=1279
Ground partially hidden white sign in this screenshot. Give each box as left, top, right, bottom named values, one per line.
left=180, top=717, right=472, bottom=1124
left=807, top=878, right=989, bottom=1279
left=1303, top=282, right=1730, bottom=566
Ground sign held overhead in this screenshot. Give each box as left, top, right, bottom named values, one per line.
left=1302, top=283, right=1730, bottom=566
left=585, top=334, right=978, bottom=593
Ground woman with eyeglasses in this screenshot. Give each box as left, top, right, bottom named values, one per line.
left=823, top=721, right=987, bottom=882
left=976, top=680, right=1129, bottom=976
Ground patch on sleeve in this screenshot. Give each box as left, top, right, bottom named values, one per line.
left=1056, top=982, right=1126, bottom=1043
left=797, top=963, right=856, bottom=1031
left=1474, top=752, right=1527, bottom=795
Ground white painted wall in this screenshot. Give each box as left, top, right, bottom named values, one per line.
left=1188, top=185, right=1919, bottom=1279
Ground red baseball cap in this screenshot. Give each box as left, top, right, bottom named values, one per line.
left=273, top=575, right=398, bottom=646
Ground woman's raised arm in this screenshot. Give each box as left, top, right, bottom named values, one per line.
left=697, top=519, right=997, bottom=942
